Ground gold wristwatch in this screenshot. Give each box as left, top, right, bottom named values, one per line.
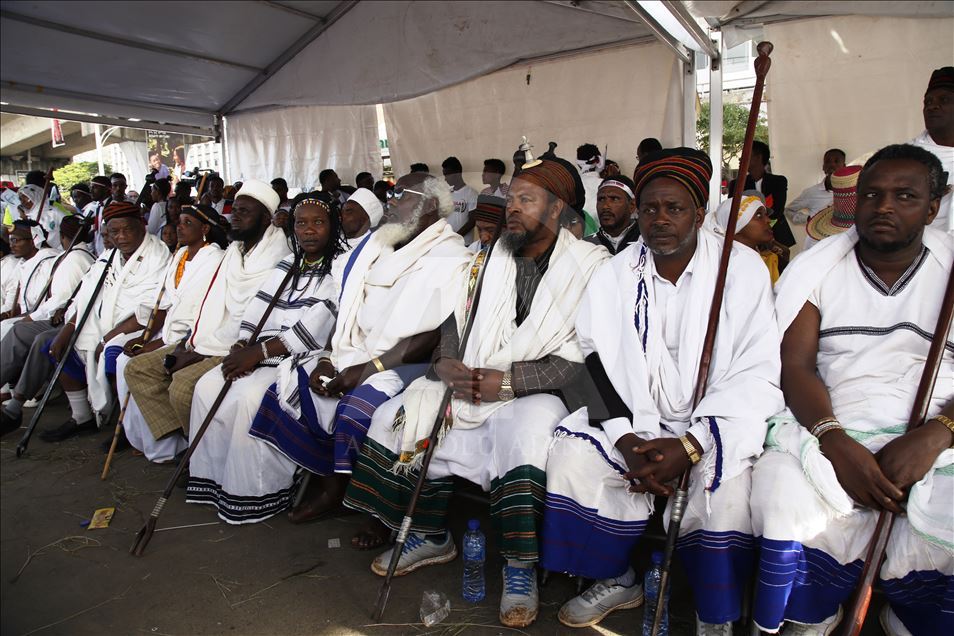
left=679, top=435, right=702, bottom=465
left=497, top=371, right=514, bottom=401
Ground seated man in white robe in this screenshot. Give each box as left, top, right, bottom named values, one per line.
left=248, top=174, right=473, bottom=523
left=109, top=204, right=227, bottom=460
left=185, top=192, right=347, bottom=523
left=340, top=187, right=383, bottom=247
left=40, top=202, right=170, bottom=441
left=124, top=180, right=290, bottom=451
left=0, top=220, right=58, bottom=340
left=342, top=158, right=607, bottom=629
left=0, top=216, right=94, bottom=434
left=540, top=148, right=783, bottom=633
left=751, top=144, right=954, bottom=635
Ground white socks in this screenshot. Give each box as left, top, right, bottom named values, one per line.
left=66, top=390, right=92, bottom=423
left=506, top=559, right=535, bottom=569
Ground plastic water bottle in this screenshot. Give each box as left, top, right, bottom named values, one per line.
left=641, top=551, right=670, bottom=636
left=461, top=519, right=486, bottom=602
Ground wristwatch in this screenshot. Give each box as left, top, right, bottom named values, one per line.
left=497, top=371, right=515, bottom=401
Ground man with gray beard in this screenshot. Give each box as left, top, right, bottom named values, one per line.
left=343, top=158, right=608, bottom=628
left=250, top=172, right=474, bottom=524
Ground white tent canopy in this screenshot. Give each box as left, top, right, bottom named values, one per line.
left=2, top=1, right=952, bottom=196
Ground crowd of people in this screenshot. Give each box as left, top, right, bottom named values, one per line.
left=0, top=66, right=952, bottom=635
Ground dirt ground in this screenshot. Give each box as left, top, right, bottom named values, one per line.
left=1, top=399, right=885, bottom=636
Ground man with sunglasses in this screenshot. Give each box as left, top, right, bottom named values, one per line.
left=261, top=172, right=473, bottom=525
left=343, top=157, right=607, bottom=628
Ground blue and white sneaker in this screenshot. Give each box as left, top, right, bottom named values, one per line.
left=371, top=531, right=456, bottom=577
left=500, top=563, right=539, bottom=627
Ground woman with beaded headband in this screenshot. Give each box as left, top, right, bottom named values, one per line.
left=185, top=191, right=348, bottom=523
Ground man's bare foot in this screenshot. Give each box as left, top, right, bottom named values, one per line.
left=287, top=474, right=349, bottom=524
left=351, top=516, right=392, bottom=550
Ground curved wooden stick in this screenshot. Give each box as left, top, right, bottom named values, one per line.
left=32, top=169, right=54, bottom=223
left=651, top=41, right=774, bottom=636
left=839, top=264, right=954, bottom=635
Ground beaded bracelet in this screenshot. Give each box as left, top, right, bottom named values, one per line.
left=812, top=420, right=844, bottom=440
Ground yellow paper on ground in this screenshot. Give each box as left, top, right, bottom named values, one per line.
left=88, top=507, right=115, bottom=529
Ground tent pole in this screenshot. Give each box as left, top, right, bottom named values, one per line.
left=708, top=33, right=724, bottom=206
left=682, top=51, right=696, bottom=147
left=219, top=115, right=230, bottom=184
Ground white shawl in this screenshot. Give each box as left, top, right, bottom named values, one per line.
left=910, top=130, right=953, bottom=234
left=151, top=244, right=225, bottom=344
left=7, top=248, right=58, bottom=313
left=190, top=225, right=291, bottom=356
left=71, top=234, right=171, bottom=412
left=396, top=229, right=607, bottom=469
left=28, top=247, right=95, bottom=322
left=276, top=220, right=471, bottom=418
left=577, top=230, right=784, bottom=492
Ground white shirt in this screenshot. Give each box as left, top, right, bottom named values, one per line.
left=146, top=200, right=169, bottom=235
left=448, top=185, right=478, bottom=232
left=480, top=183, right=510, bottom=199
left=785, top=180, right=832, bottom=225
left=910, top=130, right=953, bottom=233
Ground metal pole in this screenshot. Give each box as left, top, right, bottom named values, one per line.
left=708, top=33, right=724, bottom=206
left=94, top=123, right=105, bottom=175
left=682, top=51, right=697, bottom=148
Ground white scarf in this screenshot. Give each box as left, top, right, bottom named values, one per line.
left=276, top=220, right=471, bottom=419
left=12, top=247, right=58, bottom=312
left=577, top=230, right=783, bottom=491
left=74, top=234, right=171, bottom=412
left=911, top=130, right=954, bottom=234
left=190, top=225, right=291, bottom=356
left=395, top=229, right=608, bottom=471
left=155, top=244, right=225, bottom=344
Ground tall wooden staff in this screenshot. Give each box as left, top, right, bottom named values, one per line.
left=101, top=282, right=169, bottom=480
left=31, top=168, right=55, bottom=223
left=650, top=42, right=774, bottom=636
left=129, top=262, right=298, bottom=556
left=840, top=266, right=954, bottom=635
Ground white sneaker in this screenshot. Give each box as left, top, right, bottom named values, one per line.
left=782, top=606, right=842, bottom=635
left=500, top=564, right=539, bottom=628
left=558, top=578, right=644, bottom=627
left=370, top=532, right=456, bottom=577
left=879, top=605, right=913, bottom=636
left=697, top=616, right=733, bottom=635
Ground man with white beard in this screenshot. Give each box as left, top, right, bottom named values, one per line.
left=247, top=172, right=474, bottom=524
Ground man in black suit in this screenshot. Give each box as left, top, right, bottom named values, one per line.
left=729, top=140, right=794, bottom=246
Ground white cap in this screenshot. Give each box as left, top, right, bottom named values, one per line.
left=347, top=187, right=384, bottom=227
left=235, top=178, right=280, bottom=215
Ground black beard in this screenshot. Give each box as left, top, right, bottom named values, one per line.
left=499, top=228, right=529, bottom=253
left=857, top=227, right=920, bottom=253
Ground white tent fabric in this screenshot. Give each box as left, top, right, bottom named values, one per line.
left=225, top=104, right=381, bottom=190
left=765, top=15, right=954, bottom=207
left=384, top=42, right=681, bottom=183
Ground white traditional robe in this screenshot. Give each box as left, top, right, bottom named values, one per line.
left=911, top=130, right=953, bottom=234
left=751, top=227, right=953, bottom=634
left=69, top=234, right=170, bottom=413
left=0, top=247, right=57, bottom=340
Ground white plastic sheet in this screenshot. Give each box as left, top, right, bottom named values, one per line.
left=225, top=104, right=381, bottom=190
left=383, top=42, right=682, bottom=185
left=765, top=15, right=954, bottom=202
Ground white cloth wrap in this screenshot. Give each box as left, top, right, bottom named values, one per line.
left=276, top=220, right=471, bottom=418
left=27, top=248, right=95, bottom=322
left=578, top=229, right=784, bottom=492
left=189, top=225, right=291, bottom=356
left=397, top=229, right=607, bottom=467
left=766, top=225, right=954, bottom=549
left=155, top=244, right=225, bottom=344
left=66, top=235, right=170, bottom=412
left=910, top=130, right=953, bottom=234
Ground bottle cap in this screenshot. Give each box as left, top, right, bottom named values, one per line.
left=651, top=551, right=663, bottom=565
left=467, top=519, right=480, bottom=531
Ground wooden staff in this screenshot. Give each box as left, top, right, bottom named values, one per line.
left=101, top=282, right=169, bottom=480
left=840, top=264, right=954, bottom=635
left=372, top=182, right=510, bottom=621
left=15, top=249, right=119, bottom=457
left=31, top=168, right=55, bottom=223
left=130, top=262, right=298, bottom=556
left=650, top=42, right=774, bottom=636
